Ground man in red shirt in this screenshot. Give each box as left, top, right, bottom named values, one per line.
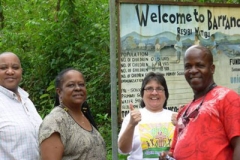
left=161, top=45, right=240, bottom=160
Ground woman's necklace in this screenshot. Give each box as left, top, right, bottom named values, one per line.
left=59, top=103, right=86, bottom=124
left=59, top=103, right=93, bottom=131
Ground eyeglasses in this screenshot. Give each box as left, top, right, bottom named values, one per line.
left=144, top=87, right=164, bottom=93
left=182, top=100, right=203, bottom=126
left=179, top=83, right=217, bottom=133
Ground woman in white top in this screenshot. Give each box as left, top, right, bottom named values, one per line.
left=118, top=72, right=175, bottom=160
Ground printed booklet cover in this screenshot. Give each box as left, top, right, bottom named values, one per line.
left=139, top=122, right=175, bottom=158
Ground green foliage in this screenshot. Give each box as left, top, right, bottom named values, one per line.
left=97, top=113, right=112, bottom=158
left=118, top=154, right=129, bottom=160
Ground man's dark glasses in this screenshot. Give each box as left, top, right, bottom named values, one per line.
left=182, top=99, right=203, bottom=126
left=181, top=83, right=217, bottom=127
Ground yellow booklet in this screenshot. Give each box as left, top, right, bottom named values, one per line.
left=139, top=122, right=174, bottom=158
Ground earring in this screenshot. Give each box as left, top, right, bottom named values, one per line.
left=60, top=100, right=68, bottom=112
left=60, top=98, right=63, bottom=105
left=82, top=107, right=87, bottom=113
left=82, top=101, right=88, bottom=113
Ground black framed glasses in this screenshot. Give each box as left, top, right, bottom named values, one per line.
left=144, top=87, right=165, bottom=93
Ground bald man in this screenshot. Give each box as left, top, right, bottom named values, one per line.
left=169, top=46, right=240, bottom=160
left=0, top=52, right=42, bottom=160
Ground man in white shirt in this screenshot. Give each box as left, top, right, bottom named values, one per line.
left=0, top=52, right=42, bottom=160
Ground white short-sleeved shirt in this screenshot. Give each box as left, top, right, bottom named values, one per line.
left=0, top=86, right=42, bottom=160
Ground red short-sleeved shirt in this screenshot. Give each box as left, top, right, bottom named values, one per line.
left=170, top=86, right=240, bottom=160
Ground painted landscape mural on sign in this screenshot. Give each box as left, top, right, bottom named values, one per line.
left=119, top=3, right=240, bottom=118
